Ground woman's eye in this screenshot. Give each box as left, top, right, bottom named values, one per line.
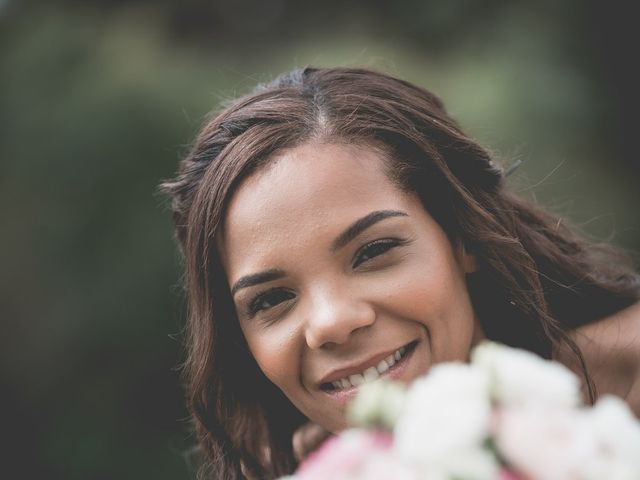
left=248, top=289, right=295, bottom=317
left=352, top=239, right=403, bottom=268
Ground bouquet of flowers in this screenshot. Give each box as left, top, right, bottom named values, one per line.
left=283, top=342, right=640, bottom=480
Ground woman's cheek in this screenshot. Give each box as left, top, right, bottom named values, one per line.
left=376, top=260, right=448, bottom=315
left=244, top=322, right=299, bottom=386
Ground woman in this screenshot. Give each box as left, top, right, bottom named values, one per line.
left=162, top=67, right=640, bottom=479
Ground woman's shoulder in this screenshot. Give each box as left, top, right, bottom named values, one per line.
left=571, top=301, right=640, bottom=415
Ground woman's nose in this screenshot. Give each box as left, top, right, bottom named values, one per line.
left=304, top=287, right=376, bottom=350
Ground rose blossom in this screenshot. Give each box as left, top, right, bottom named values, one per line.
left=495, top=406, right=598, bottom=480
left=296, top=429, right=395, bottom=480
left=348, top=380, right=406, bottom=430
left=394, top=363, right=497, bottom=478
left=472, top=342, right=581, bottom=409
left=580, top=395, right=640, bottom=480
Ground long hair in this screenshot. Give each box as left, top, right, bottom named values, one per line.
left=161, top=67, right=640, bottom=479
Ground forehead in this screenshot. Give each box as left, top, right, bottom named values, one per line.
left=219, top=142, right=413, bottom=273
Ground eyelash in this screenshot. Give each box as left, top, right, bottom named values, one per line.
left=352, top=238, right=406, bottom=268
left=247, top=288, right=295, bottom=318
left=246, top=237, right=407, bottom=318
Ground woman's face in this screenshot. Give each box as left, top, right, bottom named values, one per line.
left=219, top=142, right=483, bottom=432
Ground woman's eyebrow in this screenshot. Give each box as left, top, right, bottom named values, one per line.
left=331, top=210, right=408, bottom=252
left=231, top=268, right=286, bottom=296
left=230, top=210, right=407, bottom=296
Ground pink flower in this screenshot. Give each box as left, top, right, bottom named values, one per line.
left=297, top=430, right=395, bottom=479
left=495, top=406, right=595, bottom=480
left=498, top=468, right=525, bottom=480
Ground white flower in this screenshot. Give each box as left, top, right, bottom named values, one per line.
left=580, top=395, right=640, bottom=480
left=293, top=341, right=640, bottom=480
left=431, top=447, right=499, bottom=480
left=496, top=397, right=640, bottom=480
left=590, top=395, right=640, bottom=459
left=394, top=362, right=495, bottom=478
left=348, top=380, right=406, bottom=429
left=495, top=406, right=597, bottom=480
left=355, top=452, right=422, bottom=480
left=472, top=341, right=581, bottom=409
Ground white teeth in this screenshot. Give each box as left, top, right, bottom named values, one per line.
left=377, top=359, right=389, bottom=373
left=328, top=344, right=411, bottom=391
left=363, top=367, right=380, bottom=382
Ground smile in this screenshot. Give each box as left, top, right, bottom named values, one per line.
left=321, top=341, right=417, bottom=392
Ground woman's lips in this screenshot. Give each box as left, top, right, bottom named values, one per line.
left=320, top=341, right=418, bottom=404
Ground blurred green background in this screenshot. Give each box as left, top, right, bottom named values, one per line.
left=1, top=0, right=638, bottom=478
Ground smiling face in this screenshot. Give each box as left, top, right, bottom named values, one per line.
left=219, top=141, right=483, bottom=432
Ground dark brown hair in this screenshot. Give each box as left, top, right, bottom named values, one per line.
left=161, top=67, right=640, bottom=479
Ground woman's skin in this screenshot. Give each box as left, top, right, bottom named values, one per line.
left=218, top=141, right=640, bottom=435
left=219, top=141, right=482, bottom=433
left=556, top=301, right=640, bottom=415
